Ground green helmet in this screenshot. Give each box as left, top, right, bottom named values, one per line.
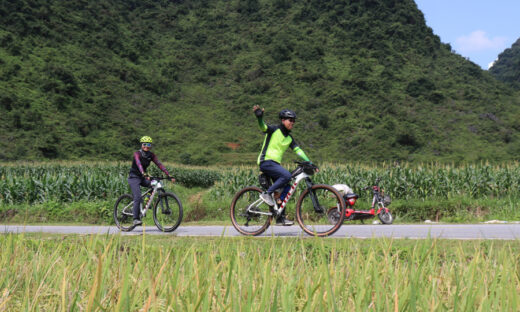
left=140, top=136, right=153, bottom=143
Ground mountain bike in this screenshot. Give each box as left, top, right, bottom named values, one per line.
left=230, top=161, right=346, bottom=237
left=328, top=178, right=393, bottom=224
left=114, top=176, right=183, bottom=232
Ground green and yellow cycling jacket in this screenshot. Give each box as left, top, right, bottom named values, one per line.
left=256, top=116, right=310, bottom=165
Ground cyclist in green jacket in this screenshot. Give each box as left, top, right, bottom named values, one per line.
left=253, top=105, right=312, bottom=225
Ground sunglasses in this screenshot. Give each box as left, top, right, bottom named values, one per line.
left=142, top=143, right=152, bottom=147
left=284, top=118, right=296, bottom=123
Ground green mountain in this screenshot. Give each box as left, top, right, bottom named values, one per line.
left=490, top=38, right=520, bottom=88
left=2, top=0, right=520, bottom=164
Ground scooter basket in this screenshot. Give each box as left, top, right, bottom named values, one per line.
left=383, top=195, right=391, bottom=206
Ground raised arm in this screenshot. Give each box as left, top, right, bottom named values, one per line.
left=253, top=105, right=268, bottom=132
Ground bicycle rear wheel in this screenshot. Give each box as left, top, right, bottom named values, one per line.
left=230, top=186, right=272, bottom=236
left=153, top=192, right=183, bottom=232
left=114, top=194, right=136, bottom=232
left=296, top=184, right=346, bottom=236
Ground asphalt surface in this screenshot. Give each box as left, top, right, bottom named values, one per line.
left=3, top=224, right=520, bottom=239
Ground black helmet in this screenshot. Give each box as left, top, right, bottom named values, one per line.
left=279, top=109, right=296, bottom=120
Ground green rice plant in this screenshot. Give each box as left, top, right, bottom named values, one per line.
left=1, top=234, right=519, bottom=311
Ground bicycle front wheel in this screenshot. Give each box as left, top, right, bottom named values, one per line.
left=230, top=186, right=272, bottom=236
left=114, top=194, right=136, bottom=232
left=153, top=192, right=183, bottom=232
left=296, top=184, right=346, bottom=236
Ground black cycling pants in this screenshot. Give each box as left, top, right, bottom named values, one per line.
left=128, top=175, right=151, bottom=220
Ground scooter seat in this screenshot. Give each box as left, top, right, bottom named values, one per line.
left=345, top=193, right=358, bottom=200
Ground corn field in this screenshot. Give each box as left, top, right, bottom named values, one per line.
left=3, top=162, right=520, bottom=205
left=0, top=163, right=220, bottom=204
left=211, top=162, right=520, bottom=200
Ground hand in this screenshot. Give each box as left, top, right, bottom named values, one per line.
left=170, top=177, right=176, bottom=183
left=310, top=162, right=319, bottom=173
left=253, top=105, right=264, bottom=117
left=143, top=172, right=151, bottom=180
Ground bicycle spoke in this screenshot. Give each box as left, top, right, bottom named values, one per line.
left=230, top=187, right=271, bottom=236
left=153, top=192, right=183, bottom=232
left=114, top=194, right=136, bottom=231
left=296, top=185, right=345, bottom=236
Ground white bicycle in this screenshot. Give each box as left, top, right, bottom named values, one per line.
left=230, top=161, right=346, bottom=237
left=113, top=176, right=183, bottom=232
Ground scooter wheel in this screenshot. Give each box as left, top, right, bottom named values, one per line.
left=378, top=210, right=393, bottom=224
left=327, top=207, right=342, bottom=225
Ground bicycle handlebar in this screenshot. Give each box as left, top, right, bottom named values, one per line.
left=149, top=176, right=174, bottom=181
left=363, top=179, right=382, bottom=191
left=294, top=160, right=319, bottom=169
left=294, top=160, right=319, bottom=175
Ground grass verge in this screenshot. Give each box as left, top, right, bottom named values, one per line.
left=3, top=194, right=520, bottom=225
left=0, top=234, right=519, bottom=310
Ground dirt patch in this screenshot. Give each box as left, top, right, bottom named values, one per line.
left=185, top=191, right=207, bottom=221
left=0, top=209, right=17, bottom=221
left=468, top=205, right=489, bottom=218
left=226, top=142, right=240, bottom=151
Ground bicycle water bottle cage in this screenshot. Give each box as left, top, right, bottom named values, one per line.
left=258, top=173, right=272, bottom=191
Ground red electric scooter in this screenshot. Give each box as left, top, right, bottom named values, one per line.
left=328, top=178, right=393, bottom=224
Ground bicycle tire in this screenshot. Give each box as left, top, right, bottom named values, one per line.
left=230, top=186, right=272, bottom=236
left=296, top=184, right=346, bottom=237
left=114, top=194, right=136, bottom=232
left=153, top=192, right=183, bottom=232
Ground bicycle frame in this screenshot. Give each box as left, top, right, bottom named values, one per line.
left=121, top=180, right=164, bottom=218
left=247, top=171, right=314, bottom=217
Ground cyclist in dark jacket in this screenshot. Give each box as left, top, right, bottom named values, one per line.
left=253, top=105, right=312, bottom=225
left=128, top=136, right=175, bottom=226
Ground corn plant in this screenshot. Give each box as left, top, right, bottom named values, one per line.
left=0, top=163, right=221, bottom=204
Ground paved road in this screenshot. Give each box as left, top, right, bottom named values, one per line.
left=3, top=224, right=520, bottom=239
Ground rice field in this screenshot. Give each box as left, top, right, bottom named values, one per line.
left=0, top=234, right=519, bottom=311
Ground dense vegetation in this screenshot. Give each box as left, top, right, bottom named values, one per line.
left=2, top=234, right=520, bottom=310
left=2, top=0, right=520, bottom=164
left=490, top=37, right=520, bottom=88
left=3, top=162, right=520, bottom=223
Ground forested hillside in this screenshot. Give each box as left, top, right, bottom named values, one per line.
left=1, top=0, right=520, bottom=164
left=490, top=38, right=520, bottom=89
